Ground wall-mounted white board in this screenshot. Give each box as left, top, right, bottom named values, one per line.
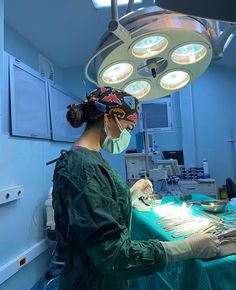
left=48, top=84, right=84, bottom=142
left=9, top=57, right=51, bottom=139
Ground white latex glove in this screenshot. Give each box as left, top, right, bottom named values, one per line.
left=187, top=233, right=220, bottom=259
left=160, top=233, right=220, bottom=264
left=132, top=199, right=150, bottom=212
left=130, top=179, right=153, bottom=200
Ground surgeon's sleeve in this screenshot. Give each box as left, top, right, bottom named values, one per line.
left=64, top=170, right=167, bottom=279
left=86, top=229, right=167, bottom=279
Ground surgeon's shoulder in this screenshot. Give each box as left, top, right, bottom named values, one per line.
left=54, top=149, right=91, bottom=176
left=69, top=149, right=96, bottom=170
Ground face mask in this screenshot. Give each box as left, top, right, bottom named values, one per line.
left=102, top=118, right=131, bottom=154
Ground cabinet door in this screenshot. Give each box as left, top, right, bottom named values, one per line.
left=179, top=183, right=198, bottom=195
left=9, top=57, right=51, bottom=139
left=197, top=182, right=217, bottom=197
left=48, top=84, right=84, bottom=142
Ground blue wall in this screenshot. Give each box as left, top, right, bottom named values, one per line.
left=190, top=64, right=236, bottom=186
left=151, top=93, right=182, bottom=151
left=0, top=23, right=87, bottom=290
left=4, top=23, right=95, bottom=97
left=4, top=23, right=65, bottom=87
left=63, top=66, right=95, bottom=98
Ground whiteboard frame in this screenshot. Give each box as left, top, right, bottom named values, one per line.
left=48, top=82, right=84, bottom=142
left=9, top=56, right=51, bottom=139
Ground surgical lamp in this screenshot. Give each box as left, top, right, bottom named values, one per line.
left=85, top=1, right=236, bottom=100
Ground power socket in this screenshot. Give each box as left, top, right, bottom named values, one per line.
left=0, top=185, right=24, bottom=205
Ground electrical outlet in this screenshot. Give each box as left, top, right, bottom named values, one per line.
left=0, top=185, right=24, bottom=205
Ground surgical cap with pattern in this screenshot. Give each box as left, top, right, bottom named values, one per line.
left=84, top=87, right=139, bottom=124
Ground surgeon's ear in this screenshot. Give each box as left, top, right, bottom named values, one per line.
left=104, top=113, right=112, bottom=127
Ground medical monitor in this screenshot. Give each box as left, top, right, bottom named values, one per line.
left=162, top=150, right=184, bottom=165
left=155, top=159, right=181, bottom=176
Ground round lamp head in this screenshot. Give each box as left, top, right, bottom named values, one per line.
left=92, top=7, right=212, bottom=100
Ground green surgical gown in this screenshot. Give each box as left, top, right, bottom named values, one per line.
left=52, top=147, right=166, bottom=290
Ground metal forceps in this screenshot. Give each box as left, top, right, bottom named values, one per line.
left=217, top=228, right=236, bottom=244
left=219, top=236, right=236, bottom=245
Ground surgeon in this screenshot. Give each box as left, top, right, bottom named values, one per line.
left=52, top=87, right=219, bottom=290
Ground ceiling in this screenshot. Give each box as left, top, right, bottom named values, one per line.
left=4, top=0, right=236, bottom=70
left=4, top=0, right=153, bottom=68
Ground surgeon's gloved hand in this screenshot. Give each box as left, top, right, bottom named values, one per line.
left=186, top=233, right=220, bottom=259
left=130, top=178, right=153, bottom=200
left=160, top=233, right=220, bottom=264
left=130, top=179, right=153, bottom=212
left=132, top=199, right=150, bottom=212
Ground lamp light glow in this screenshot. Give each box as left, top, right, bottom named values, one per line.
left=132, top=35, right=168, bottom=58
left=171, top=43, right=207, bottom=65
left=124, top=80, right=151, bottom=99
left=160, top=70, right=190, bottom=90
left=101, top=63, right=133, bottom=84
